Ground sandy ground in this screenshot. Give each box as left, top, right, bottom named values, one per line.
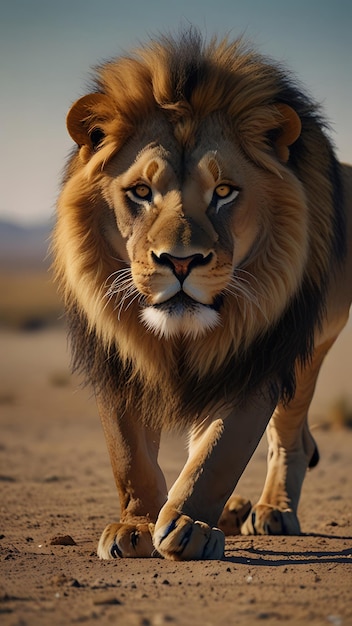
left=1, top=328, right=352, bottom=626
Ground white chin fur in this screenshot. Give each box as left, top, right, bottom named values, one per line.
left=140, top=305, right=220, bottom=339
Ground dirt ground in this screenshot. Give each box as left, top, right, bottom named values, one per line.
left=1, top=328, right=352, bottom=626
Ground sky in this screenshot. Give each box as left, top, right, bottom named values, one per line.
left=1, top=0, right=351, bottom=225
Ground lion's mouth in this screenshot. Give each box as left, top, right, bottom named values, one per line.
left=140, top=292, right=223, bottom=339
left=149, top=292, right=222, bottom=314
left=154, top=292, right=200, bottom=313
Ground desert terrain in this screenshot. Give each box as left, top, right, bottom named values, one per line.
left=0, top=249, right=351, bottom=626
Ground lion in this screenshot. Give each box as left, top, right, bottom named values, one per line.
left=53, top=30, right=352, bottom=561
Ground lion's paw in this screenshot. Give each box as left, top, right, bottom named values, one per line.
left=97, top=522, right=156, bottom=559
left=153, top=510, right=225, bottom=560
left=218, top=495, right=252, bottom=536
left=241, top=504, right=301, bottom=536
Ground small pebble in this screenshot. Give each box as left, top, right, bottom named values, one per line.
left=50, top=535, right=77, bottom=546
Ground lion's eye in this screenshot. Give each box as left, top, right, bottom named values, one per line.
left=126, top=184, right=153, bottom=204
left=213, top=184, right=240, bottom=212
left=134, top=184, right=151, bottom=199
left=214, top=184, right=232, bottom=198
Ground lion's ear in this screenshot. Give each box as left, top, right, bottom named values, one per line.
left=273, top=104, right=301, bottom=162
left=66, top=93, right=112, bottom=150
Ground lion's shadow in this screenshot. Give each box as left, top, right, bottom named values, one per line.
left=224, top=535, right=352, bottom=566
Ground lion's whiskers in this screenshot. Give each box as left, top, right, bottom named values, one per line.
left=225, top=270, right=269, bottom=322
left=102, top=267, right=141, bottom=318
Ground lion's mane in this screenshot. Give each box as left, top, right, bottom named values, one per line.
left=53, top=30, right=346, bottom=428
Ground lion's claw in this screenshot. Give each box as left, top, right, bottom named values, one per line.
left=110, top=541, right=123, bottom=558
left=153, top=511, right=225, bottom=560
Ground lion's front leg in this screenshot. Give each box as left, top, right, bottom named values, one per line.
left=97, top=400, right=167, bottom=559
left=153, top=391, right=275, bottom=560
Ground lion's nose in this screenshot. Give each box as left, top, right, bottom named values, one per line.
left=152, top=252, right=213, bottom=282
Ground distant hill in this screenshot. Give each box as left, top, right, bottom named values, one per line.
left=0, top=220, right=53, bottom=269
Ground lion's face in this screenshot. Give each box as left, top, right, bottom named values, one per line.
left=101, top=116, right=262, bottom=338
left=96, top=113, right=260, bottom=337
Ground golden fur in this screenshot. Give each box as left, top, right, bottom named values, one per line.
left=53, top=31, right=351, bottom=560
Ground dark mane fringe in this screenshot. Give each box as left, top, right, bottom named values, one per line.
left=329, top=157, right=347, bottom=266
left=66, top=304, right=186, bottom=429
